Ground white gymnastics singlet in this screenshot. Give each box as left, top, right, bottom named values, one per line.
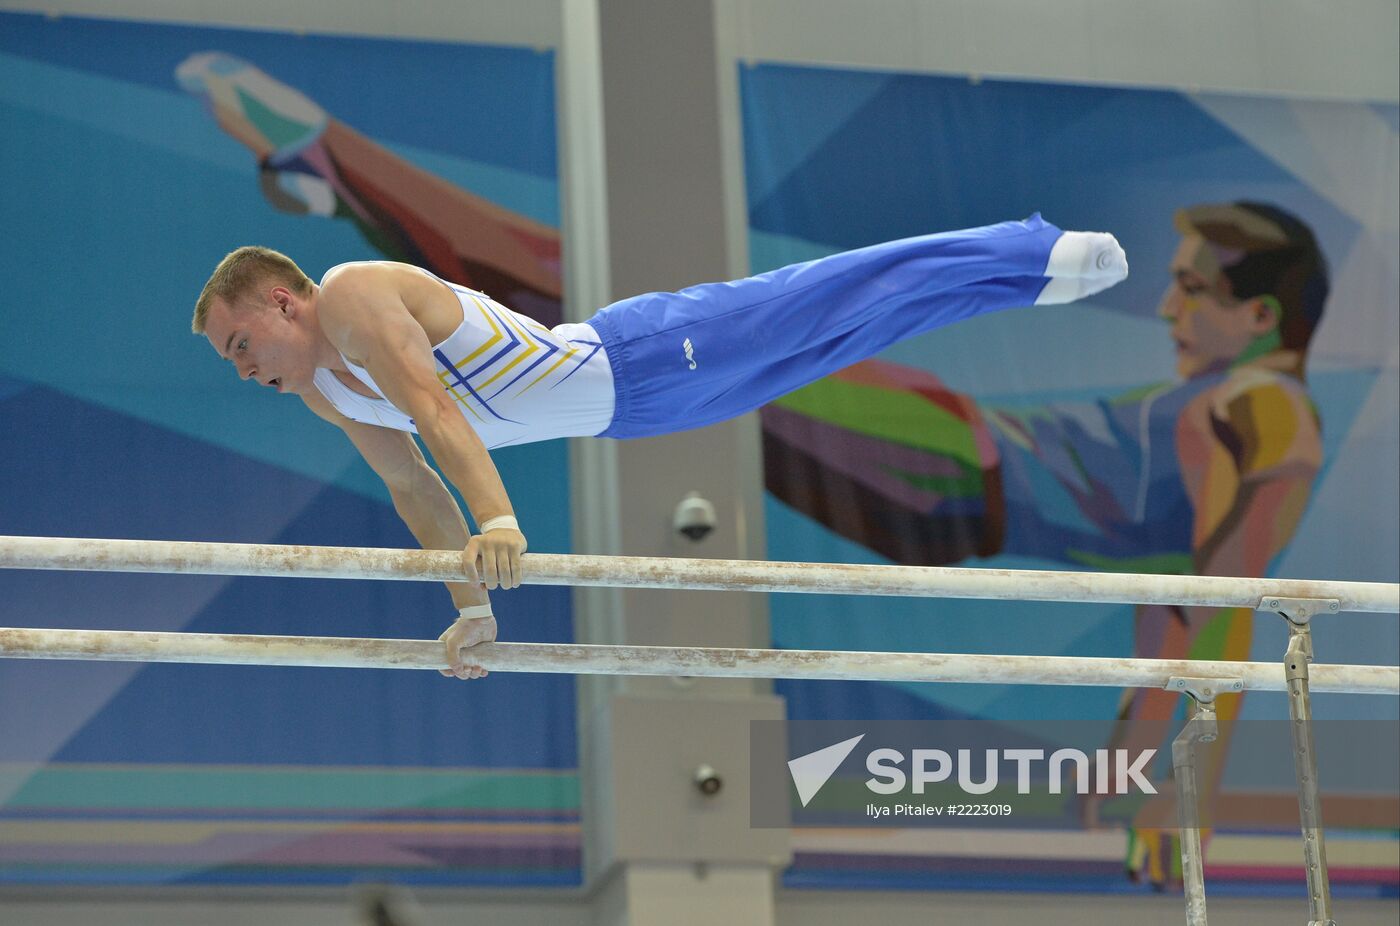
left=311, top=263, right=615, bottom=448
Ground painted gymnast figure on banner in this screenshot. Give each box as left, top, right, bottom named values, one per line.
left=762, top=201, right=1328, bottom=886
left=176, top=51, right=563, bottom=326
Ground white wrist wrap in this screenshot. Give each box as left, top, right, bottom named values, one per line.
left=457, top=605, right=494, bottom=620
left=480, top=515, right=519, bottom=533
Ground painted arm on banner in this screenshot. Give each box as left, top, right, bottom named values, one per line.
left=315, top=264, right=528, bottom=592
left=301, top=389, right=495, bottom=680
left=1183, top=377, right=1322, bottom=596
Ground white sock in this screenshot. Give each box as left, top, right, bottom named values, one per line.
left=1035, top=231, right=1129, bottom=305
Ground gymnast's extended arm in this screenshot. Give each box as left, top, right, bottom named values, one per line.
left=301, top=389, right=496, bottom=680
left=314, top=264, right=528, bottom=591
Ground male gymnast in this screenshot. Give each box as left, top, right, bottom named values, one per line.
left=192, top=215, right=1128, bottom=679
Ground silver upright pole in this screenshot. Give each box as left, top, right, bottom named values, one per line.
left=1169, top=677, right=1229, bottom=926
left=1265, top=597, right=1338, bottom=926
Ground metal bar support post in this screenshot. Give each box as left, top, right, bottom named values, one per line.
left=1168, top=675, right=1240, bottom=926
left=1262, top=596, right=1339, bottom=926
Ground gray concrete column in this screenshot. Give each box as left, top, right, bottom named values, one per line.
left=558, top=1, right=789, bottom=923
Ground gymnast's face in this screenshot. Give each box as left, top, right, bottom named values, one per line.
left=204, top=288, right=318, bottom=396
left=1158, top=235, right=1278, bottom=379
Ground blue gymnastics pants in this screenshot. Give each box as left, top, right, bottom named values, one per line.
left=587, top=213, right=1062, bottom=439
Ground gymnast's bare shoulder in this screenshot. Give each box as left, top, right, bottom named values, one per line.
left=316, top=261, right=464, bottom=361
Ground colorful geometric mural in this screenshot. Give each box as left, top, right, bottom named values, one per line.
left=743, top=62, right=1399, bottom=895
left=0, top=13, right=579, bottom=887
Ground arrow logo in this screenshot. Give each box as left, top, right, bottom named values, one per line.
left=788, top=734, right=865, bottom=807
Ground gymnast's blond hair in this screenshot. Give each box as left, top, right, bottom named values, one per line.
left=192, top=246, right=314, bottom=334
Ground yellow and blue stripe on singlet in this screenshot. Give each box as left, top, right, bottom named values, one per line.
left=433, top=291, right=603, bottom=426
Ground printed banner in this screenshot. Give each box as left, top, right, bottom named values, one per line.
left=742, top=61, right=1400, bottom=894
left=0, top=12, right=578, bottom=887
